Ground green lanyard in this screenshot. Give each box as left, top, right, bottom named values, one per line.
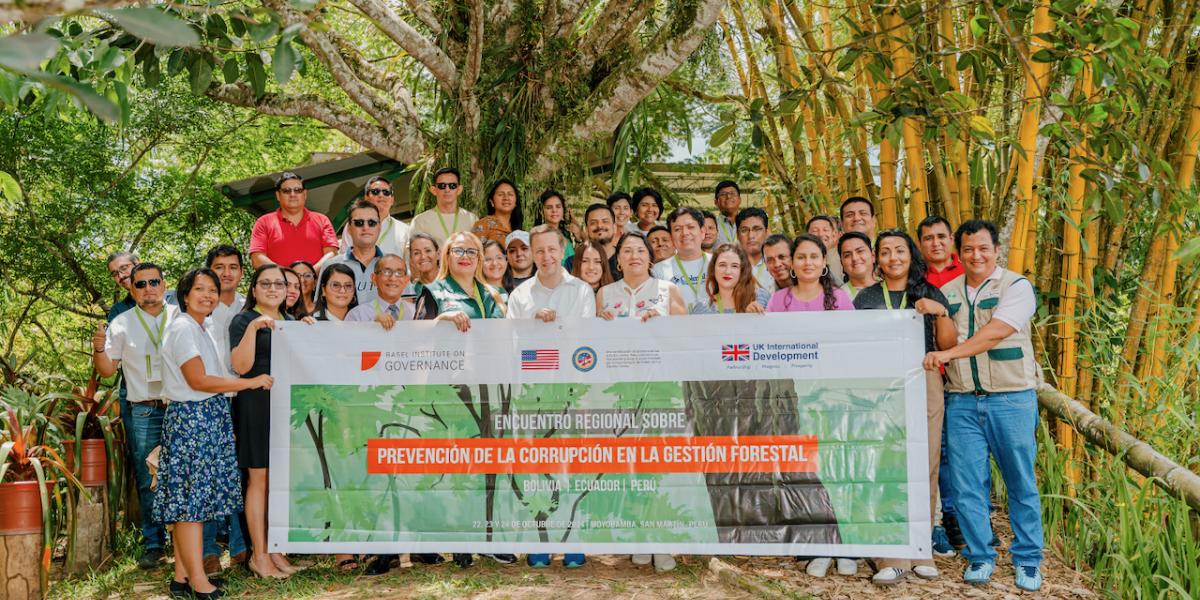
left=673, top=254, right=707, bottom=308
left=374, top=299, right=405, bottom=320
left=752, top=261, right=768, bottom=287
left=718, top=217, right=735, bottom=242
left=435, top=209, right=459, bottom=240
left=467, top=282, right=487, bottom=318
left=133, top=307, right=167, bottom=349
left=715, top=295, right=726, bottom=313
left=845, top=283, right=857, bottom=299
left=882, top=287, right=908, bottom=310
left=380, top=217, right=393, bottom=243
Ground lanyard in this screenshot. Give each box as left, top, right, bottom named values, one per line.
left=715, top=295, right=727, bottom=313
left=673, top=254, right=707, bottom=307
left=882, top=287, right=908, bottom=310
left=752, top=261, right=768, bottom=287
left=468, top=282, right=488, bottom=318
left=718, top=217, right=735, bottom=242
left=436, top=209, right=459, bottom=239
left=374, top=299, right=405, bottom=320
left=845, top=283, right=857, bottom=299
left=380, top=217, right=393, bottom=243
left=134, top=307, right=167, bottom=349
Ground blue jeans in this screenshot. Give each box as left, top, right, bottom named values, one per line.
left=938, top=420, right=955, bottom=516
left=946, top=390, right=1044, bottom=567
left=126, top=400, right=167, bottom=550
left=203, top=511, right=248, bottom=558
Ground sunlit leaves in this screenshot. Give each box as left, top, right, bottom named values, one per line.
left=99, top=8, right=201, bottom=48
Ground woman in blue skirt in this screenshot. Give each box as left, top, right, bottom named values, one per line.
left=157, top=268, right=274, bottom=599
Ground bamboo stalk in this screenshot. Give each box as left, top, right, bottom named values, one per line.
left=1006, top=0, right=1053, bottom=275
left=1037, top=385, right=1200, bottom=513
left=881, top=3, right=929, bottom=230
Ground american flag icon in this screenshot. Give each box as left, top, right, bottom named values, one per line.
left=721, top=344, right=750, bottom=362
left=521, top=349, right=560, bottom=370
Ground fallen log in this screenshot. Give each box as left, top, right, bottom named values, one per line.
left=1037, top=384, right=1200, bottom=512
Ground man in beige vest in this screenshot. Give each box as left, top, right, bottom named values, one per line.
left=923, top=220, right=1044, bottom=592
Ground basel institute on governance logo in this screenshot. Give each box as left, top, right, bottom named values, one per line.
left=572, top=346, right=597, bottom=372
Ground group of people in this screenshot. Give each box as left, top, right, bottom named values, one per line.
left=93, top=167, right=1045, bottom=598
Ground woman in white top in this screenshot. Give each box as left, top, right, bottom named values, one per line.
left=597, top=232, right=686, bottom=321
left=155, top=268, right=272, bottom=599
left=593, top=233, right=683, bottom=573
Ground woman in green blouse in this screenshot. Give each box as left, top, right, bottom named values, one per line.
left=426, top=232, right=507, bottom=332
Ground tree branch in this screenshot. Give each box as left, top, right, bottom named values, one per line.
left=206, top=84, right=423, bottom=162
left=554, top=0, right=588, bottom=39
left=403, top=0, right=443, bottom=36
left=460, top=0, right=485, bottom=133
left=533, top=0, right=725, bottom=179
left=575, top=0, right=646, bottom=74
left=14, top=285, right=106, bottom=320
left=346, top=0, right=458, bottom=94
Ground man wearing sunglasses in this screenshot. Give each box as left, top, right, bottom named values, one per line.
left=411, top=167, right=477, bottom=247
left=323, top=199, right=383, bottom=305
left=340, top=176, right=411, bottom=260
left=94, top=262, right=178, bottom=570
left=249, top=172, right=339, bottom=269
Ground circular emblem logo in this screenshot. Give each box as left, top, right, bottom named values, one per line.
left=572, top=346, right=597, bottom=372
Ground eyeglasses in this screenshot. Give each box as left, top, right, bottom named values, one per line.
left=376, top=269, right=407, bottom=279
left=738, top=226, right=766, bottom=235
left=328, top=282, right=355, bottom=292
left=351, top=219, right=380, bottom=228
left=296, top=272, right=315, bottom=280
left=133, top=278, right=161, bottom=289
left=279, top=186, right=305, bottom=195
left=435, top=182, right=459, bottom=190
left=367, top=188, right=393, bottom=197
left=717, top=191, right=739, bottom=200
left=449, top=247, right=479, bottom=258
left=258, top=280, right=287, bottom=290
left=109, top=263, right=133, bottom=279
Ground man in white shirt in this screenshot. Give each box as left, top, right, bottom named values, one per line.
left=651, top=207, right=709, bottom=311
left=735, top=207, right=772, bottom=291
left=324, top=199, right=383, bottom=305
left=341, top=176, right=411, bottom=259
left=713, top=180, right=742, bottom=246
left=507, top=225, right=596, bottom=321
left=409, top=167, right=477, bottom=246
left=200, top=244, right=249, bottom=572
left=93, top=262, right=176, bottom=569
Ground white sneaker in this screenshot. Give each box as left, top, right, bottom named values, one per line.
left=806, top=557, right=832, bottom=577
left=631, top=554, right=652, bottom=566
left=872, top=567, right=907, bottom=585
left=652, top=554, right=676, bottom=572
left=913, top=564, right=940, bottom=579
left=836, top=558, right=858, bottom=576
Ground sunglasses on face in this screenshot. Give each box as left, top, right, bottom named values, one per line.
left=258, top=280, right=287, bottom=290
left=449, top=247, right=479, bottom=258
left=352, top=219, right=380, bottom=228
left=279, top=187, right=305, bottom=195
left=133, top=278, right=161, bottom=289
left=435, top=182, right=459, bottom=190
left=367, top=188, right=393, bottom=197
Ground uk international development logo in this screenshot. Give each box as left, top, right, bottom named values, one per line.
left=721, top=344, right=750, bottom=362
left=572, top=346, right=597, bottom=372
left=520, top=349, right=559, bottom=370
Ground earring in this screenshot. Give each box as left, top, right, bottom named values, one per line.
left=822, top=266, right=830, bottom=277
left=790, top=270, right=797, bottom=279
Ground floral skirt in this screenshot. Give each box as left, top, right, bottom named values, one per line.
left=152, top=394, right=243, bottom=523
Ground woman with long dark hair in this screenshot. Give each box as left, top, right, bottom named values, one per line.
left=288, top=260, right=317, bottom=316
left=471, top=178, right=524, bottom=244
left=311, top=263, right=359, bottom=321
left=533, top=189, right=579, bottom=263
left=766, top=235, right=854, bottom=312
left=853, top=230, right=957, bottom=585
left=837, top=232, right=877, bottom=300
left=480, top=239, right=509, bottom=301
left=570, top=240, right=614, bottom=292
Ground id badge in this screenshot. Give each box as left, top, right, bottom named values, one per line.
left=146, top=353, right=164, bottom=383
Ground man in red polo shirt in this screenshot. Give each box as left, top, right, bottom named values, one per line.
left=919, top=215, right=964, bottom=287
left=249, top=172, right=339, bottom=269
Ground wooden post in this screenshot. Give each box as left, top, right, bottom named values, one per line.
left=67, top=485, right=111, bottom=574
left=0, top=533, right=41, bottom=600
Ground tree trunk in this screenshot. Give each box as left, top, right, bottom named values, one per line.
left=67, top=485, right=111, bottom=574
left=0, top=533, right=41, bottom=600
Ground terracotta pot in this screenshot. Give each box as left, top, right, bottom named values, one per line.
left=0, top=480, right=55, bottom=535
left=64, top=438, right=108, bottom=487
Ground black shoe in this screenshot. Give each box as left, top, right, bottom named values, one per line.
left=168, top=579, right=190, bottom=599
left=411, top=553, right=446, bottom=565
left=483, top=553, right=517, bottom=565
left=453, top=553, right=474, bottom=568
left=192, top=588, right=225, bottom=600
left=943, top=514, right=966, bottom=548
left=139, top=548, right=164, bottom=570
left=364, top=554, right=396, bottom=576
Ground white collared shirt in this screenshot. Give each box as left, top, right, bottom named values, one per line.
left=340, top=215, right=412, bottom=260
left=105, top=304, right=179, bottom=402
left=161, top=313, right=228, bottom=403
left=651, top=253, right=710, bottom=310
left=506, top=270, right=596, bottom=319
left=964, top=266, right=1036, bottom=330
left=209, top=293, right=245, bottom=356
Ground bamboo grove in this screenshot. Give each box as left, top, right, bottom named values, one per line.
left=696, top=0, right=1199, bottom=467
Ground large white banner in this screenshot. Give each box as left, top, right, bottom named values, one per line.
left=269, top=311, right=931, bottom=558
